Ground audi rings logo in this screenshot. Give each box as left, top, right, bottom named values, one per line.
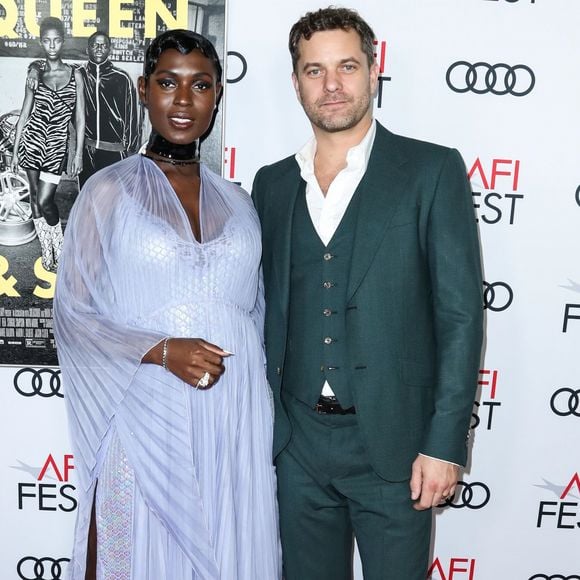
left=446, top=61, right=535, bottom=96
left=528, top=574, right=580, bottom=580
left=13, top=368, right=63, bottom=398
left=226, top=51, right=247, bottom=84
left=483, top=281, right=513, bottom=312
left=550, top=388, right=580, bottom=417
left=440, top=481, right=491, bottom=509
left=17, top=557, right=70, bottom=580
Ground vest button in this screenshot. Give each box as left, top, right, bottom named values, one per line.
left=323, top=252, right=333, bottom=261
left=323, top=281, right=333, bottom=289
left=323, top=337, right=333, bottom=344
left=323, top=308, right=332, bottom=317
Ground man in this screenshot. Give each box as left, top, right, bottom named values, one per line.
left=252, top=7, right=483, bottom=580
left=77, top=31, right=141, bottom=187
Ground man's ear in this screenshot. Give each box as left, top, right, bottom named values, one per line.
left=369, top=62, right=380, bottom=97
left=291, top=72, right=302, bottom=103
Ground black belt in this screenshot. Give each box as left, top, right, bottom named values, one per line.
left=314, top=395, right=356, bottom=415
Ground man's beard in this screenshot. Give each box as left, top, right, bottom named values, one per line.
left=300, top=88, right=372, bottom=133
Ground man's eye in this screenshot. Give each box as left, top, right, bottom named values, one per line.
left=342, top=64, right=356, bottom=72
left=306, top=69, right=321, bottom=77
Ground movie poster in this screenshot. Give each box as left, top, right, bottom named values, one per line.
left=0, top=0, right=226, bottom=365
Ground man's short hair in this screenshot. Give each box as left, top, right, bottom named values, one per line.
left=88, top=30, right=111, bottom=46
left=289, top=6, right=376, bottom=71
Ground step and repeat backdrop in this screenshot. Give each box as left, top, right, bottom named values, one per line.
left=1, top=0, right=579, bottom=578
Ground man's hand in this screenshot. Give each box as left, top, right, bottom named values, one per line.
left=410, top=454, right=459, bottom=510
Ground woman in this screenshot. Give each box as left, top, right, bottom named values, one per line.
left=53, top=30, right=281, bottom=579
left=11, top=16, right=85, bottom=271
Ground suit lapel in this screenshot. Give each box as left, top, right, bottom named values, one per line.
left=268, top=167, right=304, bottom=320
left=347, top=125, right=410, bottom=300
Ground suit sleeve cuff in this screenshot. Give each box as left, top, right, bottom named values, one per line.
left=419, top=453, right=461, bottom=467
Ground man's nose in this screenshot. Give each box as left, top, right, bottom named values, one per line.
left=323, top=70, right=342, bottom=92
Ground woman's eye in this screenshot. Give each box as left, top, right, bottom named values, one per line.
left=158, top=79, right=175, bottom=89
left=193, top=82, right=211, bottom=91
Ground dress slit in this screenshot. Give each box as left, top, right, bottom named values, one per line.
left=84, top=486, right=98, bottom=580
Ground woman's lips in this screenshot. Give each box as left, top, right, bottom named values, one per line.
left=169, top=116, right=194, bottom=128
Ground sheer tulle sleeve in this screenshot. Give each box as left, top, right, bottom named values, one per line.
left=53, top=169, right=166, bottom=491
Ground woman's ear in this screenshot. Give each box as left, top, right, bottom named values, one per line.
left=215, top=82, right=223, bottom=109
left=137, top=76, right=147, bottom=107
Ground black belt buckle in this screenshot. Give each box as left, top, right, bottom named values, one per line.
left=315, top=395, right=356, bottom=415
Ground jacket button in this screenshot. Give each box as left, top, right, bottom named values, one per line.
left=323, top=308, right=332, bottom=317
left=323, top=337, right=333, bottom=344
left=276, top=367, right=281, bottom=375
left=323, top=281, right=333, bottom=289
left=323, top=252, right=333, bottom=261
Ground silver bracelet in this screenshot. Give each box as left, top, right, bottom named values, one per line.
left=162, top=337, right=169, bottom=370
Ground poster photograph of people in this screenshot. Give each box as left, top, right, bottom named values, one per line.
left=0, top=0, right=225, bottom=365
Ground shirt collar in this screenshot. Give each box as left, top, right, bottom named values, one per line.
left=295, top=119, right=377, bottom=178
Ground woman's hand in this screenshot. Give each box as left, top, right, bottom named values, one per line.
left=10, top=153, right=18, bottom=174
left=70, top=154, right=83, bottom=177
left=144, top=338, right=229, bottom=389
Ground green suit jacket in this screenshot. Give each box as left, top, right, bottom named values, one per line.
left=252, top=123, right=483, bottom=481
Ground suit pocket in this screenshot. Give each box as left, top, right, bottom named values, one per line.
left=400, top=359, right=434, bottom=388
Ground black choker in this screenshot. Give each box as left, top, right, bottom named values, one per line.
left=143, top=154, right=199, bottom=166
left=146, top=131, right=200, bottom=162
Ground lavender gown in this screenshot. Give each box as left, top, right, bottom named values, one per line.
left=53, top=155, right=281, bottom=579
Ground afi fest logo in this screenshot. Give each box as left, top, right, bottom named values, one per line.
left=472, top=369, right=502, bottom=431
left=446, top=61, right=535, bottom=96
left=428, top=557, right=476, bottom=579
left=560, top=279, right=580, bottom=334
left=224, top=146, right=240, bottom=186
left=536, top=472, right=580, bottom=529
left=17, top=556, right=70, bottom=580
left=469, top=158, right=524, bottom=225
left=373, top=38, right=390, bottom=109
left=14, top=453, right=77, bottom=512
